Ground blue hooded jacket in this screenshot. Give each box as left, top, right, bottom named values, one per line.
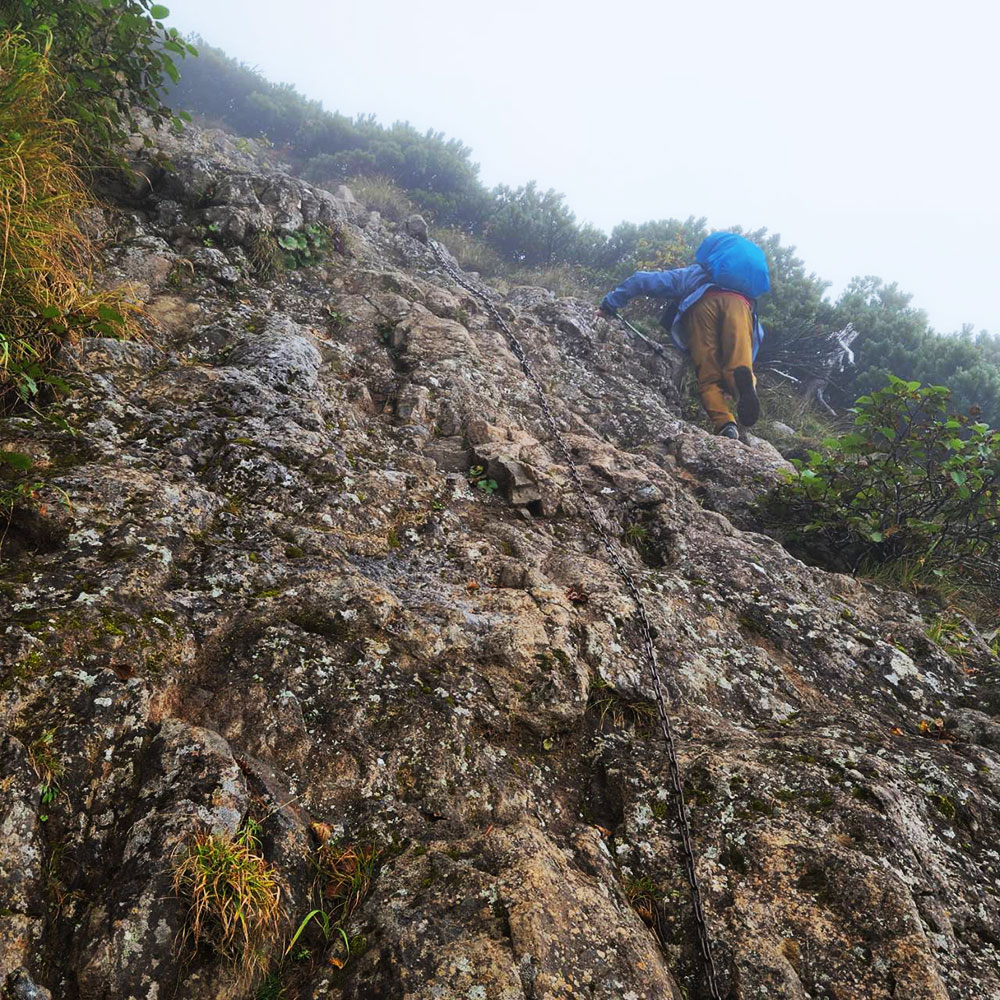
left=601, top=263, right=766, bottom=359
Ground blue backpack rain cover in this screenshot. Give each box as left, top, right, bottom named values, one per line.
left=695, top=232, right=771, bottom=299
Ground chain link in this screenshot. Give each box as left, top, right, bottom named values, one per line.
left=427, top=240, right=724, bottom=999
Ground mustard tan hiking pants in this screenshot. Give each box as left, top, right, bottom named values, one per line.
left=684, top=290, right=755, bottom=430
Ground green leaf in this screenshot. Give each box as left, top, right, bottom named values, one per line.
left=150, top=4, right=170, bottom=18
left=950, top=470, right=967, bottom=486
left=98, top=305, right=125, bottom=325
left=44, top=375, right=72, bottom=395
left=1, top=452, right=33, bottom=471
left=285, top=910, right=323, bottom=957
left=17, top=373, right=38, bottom=399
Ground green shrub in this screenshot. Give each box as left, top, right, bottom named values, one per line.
left=759, top=376, right=1000, bottom=611
left=0, top=0, right=195, bottom=159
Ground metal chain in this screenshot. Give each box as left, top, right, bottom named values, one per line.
left=427, top=240, right=724, bottom=999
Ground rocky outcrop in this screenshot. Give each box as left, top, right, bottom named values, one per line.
left=1, top=123, right=998, bottom=999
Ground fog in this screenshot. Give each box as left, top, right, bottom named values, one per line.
left=163, top=0, right=998, bottom=334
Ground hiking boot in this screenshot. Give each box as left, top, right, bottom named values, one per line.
left=717, top=422, right=739, bottom=439
left=734, top=366, right=760, bottom=426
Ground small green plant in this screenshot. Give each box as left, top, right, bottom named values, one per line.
left=468, top=465, right=498, bottom=495
left=1, top=456, right=70, bottom=529
left=172, top=822, right=283, bottom=982
left=276, top=224, right=330, bottom=269
left=924, top=614, right=992, bottom=668
left=166, top=258, right=195, bottom=288
left=326, top=307, right=347, bottom=333
left=284, top=837, right=379, bottom=971
left=623, top=522, right=649, bottom=546
left=285, top=909, right=339, bottom=960
left=759, top=377, right=1000, bottom=619
left=28, top=727, right=63, bottom=822
left=1, top=451, right=34, bottom=514
left=203, top=221, right=222, bottom=246
left=255, top=972, right=286, bottom=1000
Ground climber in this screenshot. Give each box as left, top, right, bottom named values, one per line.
left=598, top=233, right=768, bottom=439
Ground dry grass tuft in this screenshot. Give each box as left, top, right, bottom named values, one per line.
left=624, top=875, right=667, bottom=943
left=588, top=678, right=656, bottom=731
left=431, top=225, right=506, bottom=277
left=172, top=825, right=283, bottom=982
left=0, top=30, right=137, bottom=410
left=343, top=174, right=415, bottom=223
left=317, top=840, right=379, bottom=926
left=246, top=229, right=278, bottom=279
left=27, top=726, right=63, bottom=787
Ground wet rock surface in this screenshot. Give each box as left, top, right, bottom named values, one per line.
left=1, top=123, right=998, bottom=999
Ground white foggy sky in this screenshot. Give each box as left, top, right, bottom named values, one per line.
left=163, top=0, right=998, bottom=335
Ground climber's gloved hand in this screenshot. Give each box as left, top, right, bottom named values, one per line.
left=597, top=302, right=617, bottom=320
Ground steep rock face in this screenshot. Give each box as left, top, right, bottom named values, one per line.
left=1, top=124, right=998, bottom=1000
